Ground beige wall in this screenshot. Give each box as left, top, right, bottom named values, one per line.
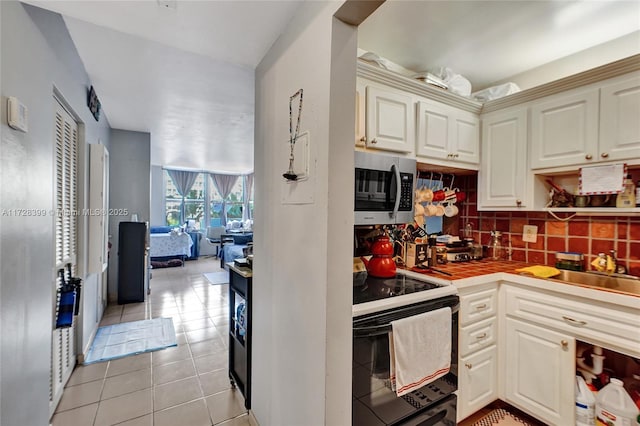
left=494, top=31, right=640, bottom=90
left=252, top=1, right=356, bottom=424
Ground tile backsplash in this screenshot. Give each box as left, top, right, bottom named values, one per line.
left=456, top=175, right=640, bottom=276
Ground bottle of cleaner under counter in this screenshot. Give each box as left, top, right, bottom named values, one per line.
left=595, top=378, right=640, bottom=426
left=616, top=174, right=636, bottom=208
left=577, top=375, right=596, bottom=426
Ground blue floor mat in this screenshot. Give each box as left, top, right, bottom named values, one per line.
left=84, top=317, right=177, bottom=364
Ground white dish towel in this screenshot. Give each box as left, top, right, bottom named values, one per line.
left=389, top=307, right=451, bottom=396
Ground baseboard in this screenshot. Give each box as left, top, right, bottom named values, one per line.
left=248, top=410, right=259, bottom=426
left=79, top=322, right=99, bottom=364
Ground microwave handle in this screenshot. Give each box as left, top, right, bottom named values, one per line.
left=390, top=163, right=401, bottom=219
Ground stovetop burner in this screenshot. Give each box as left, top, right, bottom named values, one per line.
left=353, top=271, right=440, bottom=305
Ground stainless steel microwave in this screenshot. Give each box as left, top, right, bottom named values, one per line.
left=354, top=151, right=416, bottom=225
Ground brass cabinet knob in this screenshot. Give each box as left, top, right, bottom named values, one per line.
left=476, top=303, right=487, bottom=310
left=585, top=154, right=593, bottom=160
left=476, top=333, right=487, bottom=339
left=561, top=340, right=568, bottom=349
left=516, top=199, right=522, bottom=206
left=465, top=363, right=472, bottom=369
left=359, top=136, right=366, bottom=142
left=601, top=152, right=609, bottom=158
left=370, top=138, right=377, bottom=144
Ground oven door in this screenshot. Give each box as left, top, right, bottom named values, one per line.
left=352, top=297, right=458, bottom=426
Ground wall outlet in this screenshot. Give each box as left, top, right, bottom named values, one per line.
left=523, top=225, right=538, bottom=243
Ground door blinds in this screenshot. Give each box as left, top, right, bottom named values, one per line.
left=50, top=100, right=78, bottom=416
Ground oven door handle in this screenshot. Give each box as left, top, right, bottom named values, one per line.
left=353, top=323, right=392, bottom=337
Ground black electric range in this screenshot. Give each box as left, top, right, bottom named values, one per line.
left=353, top=271, right=441, bottom=305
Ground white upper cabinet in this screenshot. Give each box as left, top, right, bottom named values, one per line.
left=599, top=73, right=640, bottom=161
left=530, top=72, right=640, bottom=169
left=416, top=100, right=479, bottom=166
left=530, top=87, right=599, bottom=169
left=364, top=85, right=415, bottom=153
left=479, top=108, right=529, bottom=209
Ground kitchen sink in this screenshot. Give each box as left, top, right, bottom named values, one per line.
left=548, top=269, right=640, bottom=296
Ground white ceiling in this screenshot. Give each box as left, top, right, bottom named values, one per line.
left=22, top=1, right=640, bottom=173
left=23, top=0, right=302, bottom=174
left=359, top=1, right=640, bottom=91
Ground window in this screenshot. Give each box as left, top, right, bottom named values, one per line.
left=164, top=172, right=205, bottom=229
left=209, top=176, right=244, bottom=225
left=164, top=171, right=253, bottom=229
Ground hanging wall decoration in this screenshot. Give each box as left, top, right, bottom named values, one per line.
left=283, top=88, right=305, bottom=182
left=87, top=85, right=101, bottom=122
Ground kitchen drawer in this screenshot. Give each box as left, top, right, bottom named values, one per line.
left=504, top=285, right=640, bottom=356
left=460, top=285, right=498, bottom=326
left=459, top=316, right=497, bottom=358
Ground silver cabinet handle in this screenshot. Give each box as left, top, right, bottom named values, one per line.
left=476, top=303, right=487, bottom=310
left=476, top=333, right=487, bottom=339
left=562, top=316, right=587, bottom=326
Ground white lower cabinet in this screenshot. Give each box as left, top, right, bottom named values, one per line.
left=459, top=345, right=498, bottom=422
left=457, top=282, right=499, bottom=423
left=504, top=317, right=576, bottom=426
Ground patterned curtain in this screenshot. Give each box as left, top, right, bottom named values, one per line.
left=167, top=170, right=198, bottom=224
left=242, top=174, right=254, bottom=222
left=209, top=173, right=239, bottom=227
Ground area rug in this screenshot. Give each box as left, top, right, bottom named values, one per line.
left=84, top=317, right=177, bottom=364
left=204, top=271, right=228, bottom=285
left=471, top=408, right=536, bottom=426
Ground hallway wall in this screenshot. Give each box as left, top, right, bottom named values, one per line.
left=1, top=2, right=111, bottom=424
left=107, top=129, right=151, bottom=302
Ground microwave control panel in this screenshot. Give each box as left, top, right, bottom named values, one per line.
left=400, top=173, right=414, bottom=210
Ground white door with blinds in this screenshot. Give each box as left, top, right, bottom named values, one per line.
left=50, top=99, right=79, bottom=416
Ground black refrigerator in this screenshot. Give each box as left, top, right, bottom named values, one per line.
left=118, top=221, right=147, bottom=304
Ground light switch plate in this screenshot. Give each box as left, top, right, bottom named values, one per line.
left=523, top=225, right=538, bottom=243
left=7, top=96, right=28, bottom=132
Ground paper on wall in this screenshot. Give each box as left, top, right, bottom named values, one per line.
left=579, top=163, right=626, bottom=195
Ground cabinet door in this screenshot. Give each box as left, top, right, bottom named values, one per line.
left=458, top=345, right=498, bottom=423
left=416, top=100, right=479, bottom=165
left=355, top=82, right=366, bottom=147
left=530, top=88, right=599, bottom=169
left=600, top=74, right=640, bottom=162
left=416, top=100, right=450, bottom=159
left=479, top=108, right=528, bottom=209
left=505, top=318, right=575, bottom=426
left=452, top=110, right=480, bottom=165
left=365, top=86, right=414, bottom=153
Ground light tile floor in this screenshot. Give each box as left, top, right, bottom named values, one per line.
left=51, top=257, right=251, bottom=426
